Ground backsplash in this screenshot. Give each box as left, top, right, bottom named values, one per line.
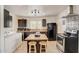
left=65, top=16, right=79, bottom=33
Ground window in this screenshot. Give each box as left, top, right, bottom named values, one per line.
left=30, top=20, right=42, bottom=29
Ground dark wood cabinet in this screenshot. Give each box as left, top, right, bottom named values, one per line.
left=24, top=32, right=30, bottom=40
left=42, top=19, right=46, bottom=27
left=23, top=32, right=36, bottom=41
left=18, top=19, right=27, bottom=31
left=18, top=19, right=27, bottom=27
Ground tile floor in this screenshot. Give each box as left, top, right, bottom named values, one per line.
left=14, top=41, right=59, bottom=53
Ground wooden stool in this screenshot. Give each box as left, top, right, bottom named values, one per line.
left=29, top=41, right=36, bottom=53
left=39, top=41, right=47, bottom=53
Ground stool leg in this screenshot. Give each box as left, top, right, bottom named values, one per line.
left=27, top=41, right=29, bottom=53
left=40, top=44, right=47, bottom=53
left=29, top=45, right=36, bottom=53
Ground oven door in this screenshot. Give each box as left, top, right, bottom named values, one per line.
left=56, top=34, right=65, bottom=52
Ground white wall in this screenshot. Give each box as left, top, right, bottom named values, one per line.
left=0, top=5, right=1, bottom=52
left=57, top=6, right=69, bottom=33
left=0, top=5, right=5, bottom=52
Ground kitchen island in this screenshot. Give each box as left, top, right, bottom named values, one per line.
left=25, top=34, right=48, bottom=53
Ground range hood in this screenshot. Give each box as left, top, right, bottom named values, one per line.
left=63, top=5, right=79, bottom=18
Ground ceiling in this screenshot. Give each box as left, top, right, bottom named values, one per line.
left=4, top=5, right=68, bottom=17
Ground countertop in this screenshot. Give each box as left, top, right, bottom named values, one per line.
left=25, top=34, right=48, bottom=41
left=17, top=29, right=47, bottom=32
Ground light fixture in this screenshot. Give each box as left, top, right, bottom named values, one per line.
left=31, top=9, right=39, bottom=16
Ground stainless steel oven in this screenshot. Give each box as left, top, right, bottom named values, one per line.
left=56, top=34, right=65, bottom=52
left=56, top=32, right=78, bottom=53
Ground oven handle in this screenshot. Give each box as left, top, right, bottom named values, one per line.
left=57, top=35, right=65, bottom=39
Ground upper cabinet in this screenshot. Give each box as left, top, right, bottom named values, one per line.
left=4, top=9, right=12, bottom=28
left=18, top=19, right=27, bottom=28
left=42, top=19, right=46, bottom=27
left=17, top=19, right=27, bottom=31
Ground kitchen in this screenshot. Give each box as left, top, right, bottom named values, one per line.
left=0, top=5, right=79, bottom=53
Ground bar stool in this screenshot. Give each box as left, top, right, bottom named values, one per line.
left=29, top=41, right=36, bottom=53
left=39, top=41, right=47, bottom=53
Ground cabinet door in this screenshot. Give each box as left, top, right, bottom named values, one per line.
left=18, top=20, right=23, bottom=27
left=42, top=19, right=46, bottom=27
left=18, top=19, right=27, bottom=27
left=5, top=36, right=13, bottom=53
left=4, top=35, right=17, bottom=53
left=65, top=37, right=78, bottom=53
left=24, top=32, right=30, bottom=40
left=69, top=37, right=78, bottom=52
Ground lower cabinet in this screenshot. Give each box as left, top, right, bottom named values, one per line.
left=4, top=33, right=22, bottom=53
left=65, top=37, right=78, bottom=53
left=24, top=32, right=30, bottom=40
left=23, top=32, right=35, bottom=41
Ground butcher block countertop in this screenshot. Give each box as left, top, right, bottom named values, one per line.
left=25, top=34, right=48, bottom=41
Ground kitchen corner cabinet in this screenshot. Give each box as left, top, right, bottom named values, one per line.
left=4, top=33, right=22, bottom=53
left=18, top=19, right=27, bottom=31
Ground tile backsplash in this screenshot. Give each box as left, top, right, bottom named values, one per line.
left=65, top=15, right=79, bottom=33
